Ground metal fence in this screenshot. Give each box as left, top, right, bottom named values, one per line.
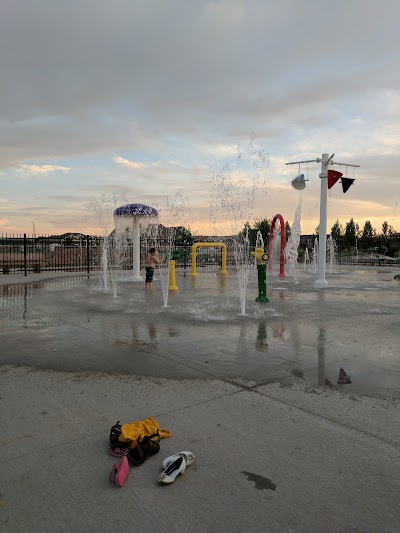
left=0, top=235, right=236, bottom=275
left=335, top=237, right=400, bottom=266
left=0, top=234, right=96, bottom=275
left=300, top=236, right=400, bottom=267
left=1, top=233, right=399, bottom=276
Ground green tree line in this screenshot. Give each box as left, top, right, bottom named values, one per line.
left=328, top=219, right=397, bottom=245
left=241, top=217, right=398, bottom=253
left=322, top=219, right=399, bottom=255
left=143, top=218, right=398, bottom=254
left=240, top=218, right=291, bottom=245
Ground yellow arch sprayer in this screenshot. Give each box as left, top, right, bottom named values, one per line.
left=190, top=243, right=228, bottom=277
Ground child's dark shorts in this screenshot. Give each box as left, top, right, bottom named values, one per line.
left=145, top=267, right=154, bottom=283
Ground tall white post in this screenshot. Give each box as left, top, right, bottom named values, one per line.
left=131, top=216, right=142, bottom=281
left=287, top=153, right=358, bottom=287
left=315, top=153, right=330, bottom=287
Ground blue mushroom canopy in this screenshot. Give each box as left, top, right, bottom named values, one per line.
left=114, top=204, right=158, bottom=217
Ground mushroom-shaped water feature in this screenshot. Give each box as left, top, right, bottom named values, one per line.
left=114, top=203, right=159, bottom=281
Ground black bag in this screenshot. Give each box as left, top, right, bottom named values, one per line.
left=127, top=432, right=160, bottom=465
left=109, top=421, right=123, bottom=446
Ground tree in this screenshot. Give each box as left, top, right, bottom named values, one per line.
left=361, top=220, right=376, bottom=247
left=240, top=221, right=253, bottom=241
left=174, top=226, right=193, bottom=246
left=380, top=221, right=397, bottom=237
left=240, top=218, right=271, bottom=246
left=344, top=218, right=359, bottom=248
left=331, top=220, right=343, bottom=241
left=285, top=221, right=291, bottom=239
left=252, top=217, right=271, bottom=238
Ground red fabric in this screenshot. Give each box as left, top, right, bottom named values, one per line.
left=327, top=169, right=343, bottom=189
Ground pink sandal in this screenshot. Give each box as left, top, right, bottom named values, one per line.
left=109, top=456, right=129, bottom=487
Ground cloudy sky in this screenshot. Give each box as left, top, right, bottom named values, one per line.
left=1, top=0, right=399, bottom=237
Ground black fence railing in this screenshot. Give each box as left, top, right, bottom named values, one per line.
left=1, top=234, right=399, bottom=276
left=0, top=235, right=237, bottom=275
left=299, top=236, right=400, bottom=267
left=0, top=234, right=97, bottom=275
left=337, top=236, right=400, bottom=266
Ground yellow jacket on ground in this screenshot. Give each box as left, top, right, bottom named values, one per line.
left=118, top=416, right=172, bottom=446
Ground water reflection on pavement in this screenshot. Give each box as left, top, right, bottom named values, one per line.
left=0, top=269, right=399, bottom=398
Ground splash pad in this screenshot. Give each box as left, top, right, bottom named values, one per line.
left=3, top=144, right=399, bottom=407
left=2, top=263, right=398, bottom=399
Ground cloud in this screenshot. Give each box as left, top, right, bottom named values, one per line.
left=0, top=1, right=399, bottom=235
left=203, top=143, right=240, bottom=158
left=112, top=156, right=146, bottom=169
left=18, top=164, right=71, bottom=176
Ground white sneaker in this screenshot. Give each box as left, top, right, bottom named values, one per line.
left=161, top=451, right=195, bottom=469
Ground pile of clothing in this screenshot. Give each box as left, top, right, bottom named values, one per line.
left=108, top=416, right=195, bottom=487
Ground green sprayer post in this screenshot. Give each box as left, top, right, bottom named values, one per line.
left=256, top=263, right=269, bottom=303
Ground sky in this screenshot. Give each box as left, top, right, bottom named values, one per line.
left=1, top=0, right=399, bottom=237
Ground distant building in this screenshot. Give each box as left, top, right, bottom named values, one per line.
left=299, top=234, right=316, bottom=249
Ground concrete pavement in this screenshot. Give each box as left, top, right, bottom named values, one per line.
left=1, top=366, right=399, bottom=532
left=1, top=269, right=400, bottom=532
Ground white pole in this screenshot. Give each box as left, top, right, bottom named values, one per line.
left=315, top=153, right=330, bottom=287
left=131, top=216, right=142, bottom=281
left=287, top=153, right=358, bottom=288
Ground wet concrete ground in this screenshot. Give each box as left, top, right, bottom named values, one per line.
left=1, top=267, right=400, bottom=532
left=1, top=266, right=399, bottom=398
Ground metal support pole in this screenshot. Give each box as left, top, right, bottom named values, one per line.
left=86, top=235, right=90, bottom=274
left=23, top=233, right=27, bottom=276
left=131, top=216, right=142, bottom=281
left=315, top=153, right=330, bottom=287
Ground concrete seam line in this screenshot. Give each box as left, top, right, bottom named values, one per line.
left=205, top=377, right=400, bottom=449
left=0, top=390, right=245, bottom=466
left=253, top=388, right=400, bottom=449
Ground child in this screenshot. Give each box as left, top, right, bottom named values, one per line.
left=145, top=247, right=159, bottom=290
